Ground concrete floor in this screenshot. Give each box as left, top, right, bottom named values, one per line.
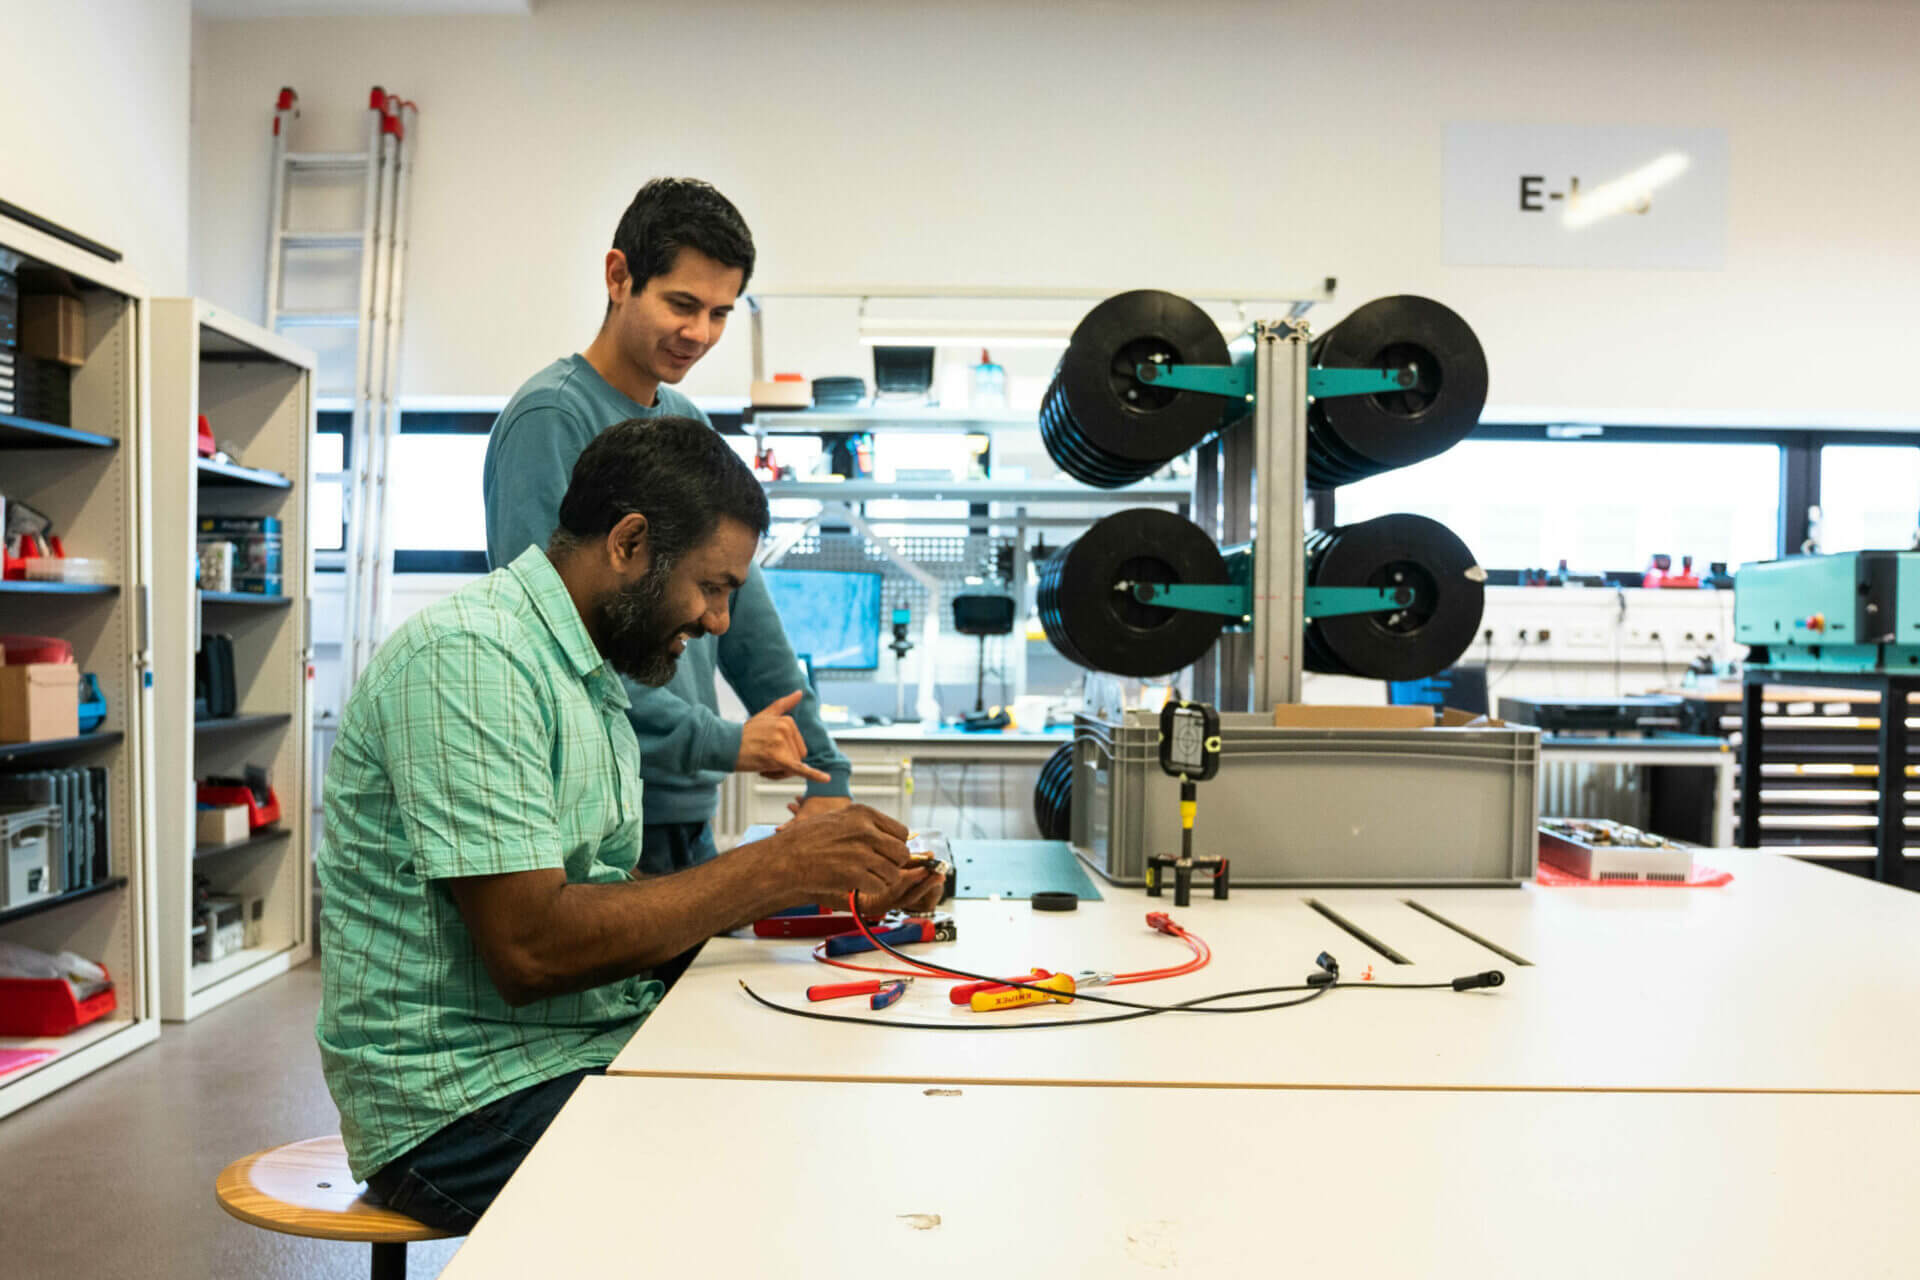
left=0, top=962, right=464, bottom=1279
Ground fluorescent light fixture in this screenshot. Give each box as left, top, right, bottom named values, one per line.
left=1563, top=151, right=1690, bottom=230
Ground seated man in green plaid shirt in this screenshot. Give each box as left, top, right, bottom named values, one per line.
left=315, top=416, right=940, bottom=1233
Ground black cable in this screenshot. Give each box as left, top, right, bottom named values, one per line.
left=763, top=896, right=1494, bottom=1023
left=1489, top=635, right=1530, bottom=690
left=739, top=976, right=1335, bottom=1030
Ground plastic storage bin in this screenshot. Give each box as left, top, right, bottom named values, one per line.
left=0, top=965, right=116, bottom=1036
left=195, top=782, right=281, bottom=832
left=1069, top=710, right=1540, bottom=886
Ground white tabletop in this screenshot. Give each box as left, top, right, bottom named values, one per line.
left=609, top=850, right=1920, bottom=1093
left=442, top=1076, right=1920, bottom=1279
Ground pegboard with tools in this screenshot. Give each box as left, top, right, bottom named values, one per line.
left=771, top=529, right=1012, bottom=626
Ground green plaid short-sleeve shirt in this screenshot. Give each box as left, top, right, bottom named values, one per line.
left=317, top=547, right=661, bottom=1181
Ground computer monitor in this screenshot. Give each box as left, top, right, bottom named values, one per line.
left=1388, top=665, right=1489, bottom=715
left=761, top=568, right=883, bottom=671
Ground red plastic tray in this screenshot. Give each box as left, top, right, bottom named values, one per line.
left=196, top=782, right=282, bottom=831
left=0, top=965, right=117, bottom=1036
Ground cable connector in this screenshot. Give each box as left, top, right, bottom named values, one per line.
left=1451, top=970, right=1506, bottom=992
left=1145, top=911, right=1178, bottom=935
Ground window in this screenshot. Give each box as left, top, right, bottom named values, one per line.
left=1334, top=438, right=1781, bottom=572
left=1818, top=445, right=1920, bottom=553
left=388, top=410, right=497, bottom=573
left=312, top=411, right=348, bottom=565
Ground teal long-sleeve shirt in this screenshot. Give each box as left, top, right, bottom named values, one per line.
left=481, top=354, right=851, bottom=825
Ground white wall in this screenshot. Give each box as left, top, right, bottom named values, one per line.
left=190, top=0, right=1920, bottom=423
left=0, top=0, right=192, bottom=294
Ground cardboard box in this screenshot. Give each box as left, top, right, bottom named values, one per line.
left=0, top=663, right=79, bottom=743
left=1270, top=704, right=1512, bottom=730
left=19, top=295, right=84, bottom=367
left=749, top=378, right=812, bottom=408
left=1271, top=704, right=1436, bottom=729
left=196, top=805, right=250, bottom=848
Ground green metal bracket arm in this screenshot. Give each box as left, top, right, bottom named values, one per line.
left=1302, top=585, right=1413, bottom=617
left=1307, top=366, right=1417, bottom=398
left=1125, top=582, right=1413, bottom=619
left=1131, top=361, right=1256, bottom=399
left=1124, top=581, right=1253, bottom=618
left=1133, top=362, right=1414, bottom=401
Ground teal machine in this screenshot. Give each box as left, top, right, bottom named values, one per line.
left=1735, top=552, right=1920, bottom=672
left=1732, top=552, right=1920, bottom=886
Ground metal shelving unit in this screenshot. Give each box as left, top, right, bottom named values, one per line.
left=150, top=299, right=313, bottom=1022
left=0, top=212, right=160, bottom=1119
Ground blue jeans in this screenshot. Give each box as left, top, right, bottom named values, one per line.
left=638, top=821, right=718, bottom=990
left=637, top=820, right=719, bottom=875
left=366, top=1067, right=602, bottom=1234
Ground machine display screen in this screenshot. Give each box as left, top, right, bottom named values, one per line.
left=1167, top=706, right=1208, bottom=773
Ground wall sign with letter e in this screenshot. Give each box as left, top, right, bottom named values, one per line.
left=1443, top=123, right=1729, bottom=269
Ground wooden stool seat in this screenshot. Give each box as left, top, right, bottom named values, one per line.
left=217, top=1136, right=454, bottom=1277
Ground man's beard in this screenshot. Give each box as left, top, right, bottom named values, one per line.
left=596, top=558, right=704, bottom=687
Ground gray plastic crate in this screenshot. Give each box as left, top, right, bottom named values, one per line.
left=1070, top=710, right=1540, bottom=886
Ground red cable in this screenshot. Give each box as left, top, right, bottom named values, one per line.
left=814, top=893, right=1211, bottom=985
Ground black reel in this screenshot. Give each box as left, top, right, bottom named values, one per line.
left=1307, top=296, right=1488, bottom=489
left=1033, top=742, right=1074, bottom=841
left=1039, top=290, right=1233, bottom=489
left=1302, top=513, right=1485, bottom=682
left=1037, top=508, right=1230, bottom=677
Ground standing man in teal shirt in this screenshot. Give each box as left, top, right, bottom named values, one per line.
left=484, top=178, right=849, bottom=880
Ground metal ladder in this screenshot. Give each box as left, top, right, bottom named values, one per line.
left=265, top=86, right=417, bottom=690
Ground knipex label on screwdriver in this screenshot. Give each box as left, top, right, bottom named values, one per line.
left=970, top=972, right=1077, bottom=1012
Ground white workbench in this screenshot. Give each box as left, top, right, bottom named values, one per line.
left=609, top=850, right=1920, bottom=1093
left=441, top=1076, right=1920, bottom=1279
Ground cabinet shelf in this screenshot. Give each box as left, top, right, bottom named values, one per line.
left=195, top=457, right=292, bottom=489
left=0, top=730, right=123, bottom=764
left=0, top=413, right=117, bottom=450
left=0, top=876, right=127, bottom=928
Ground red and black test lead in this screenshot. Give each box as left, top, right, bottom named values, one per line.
left=736, top=892, right=1505, bottom=1030
left=806, top=905, right=1210, bottom=985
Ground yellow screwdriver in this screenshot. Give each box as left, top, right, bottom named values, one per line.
left=970, top=972, right=1077, bottom=1012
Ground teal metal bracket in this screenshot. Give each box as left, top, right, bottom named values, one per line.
left=1304, top=585, right=1412, bottom=617
left=1132, top=362, right=1413, bottom=400
left=1123, top=581, right=1411, bottom=620
left=1307, top=366, right=1417, bottom=398
left=1132, top=361, right=1254, bottom=400
left=1126, top=581, right=1251, bottom=618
